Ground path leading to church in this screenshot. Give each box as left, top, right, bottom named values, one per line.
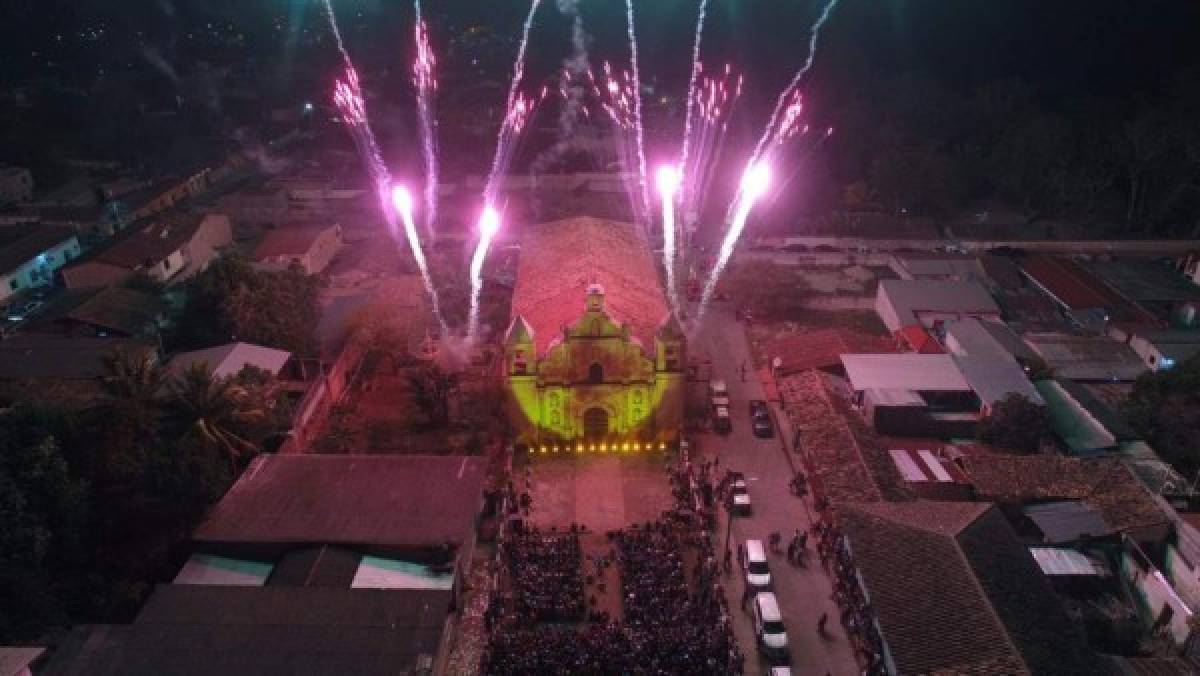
left=692, top=301, right=860, bottom=676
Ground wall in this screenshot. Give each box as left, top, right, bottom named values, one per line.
left=1165, top=542, right=1200, bottom=611
left=1121, top=544, right=1194, bottom=647
left=0, top=235, right=81, bottom=303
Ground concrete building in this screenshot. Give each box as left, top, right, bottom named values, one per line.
left=874, top=279, right=1001, bottom=334
left=0, top=164, right=34, bottom=204
left=61, top=212, right=231, bottom=289
left=0, top=224, right=81, bottom=304
left=252, top=223, right=343, bottom=275
left=504, top=217, right=685, bottom=449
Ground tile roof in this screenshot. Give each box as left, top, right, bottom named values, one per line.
left=960, top=454, right=1171, bottom=535
left=511, top=216, right=667, bottom=356
left=30, top=286, right=164, bottom=336
left=253, top=224, right=336, bottom=259
left=0, top=335, right=154, bottom=380
left=193, top=455, right=484, bottom=553
left=838, top=501, right=1101, bottom=676
left=92, top=213, right=207, bottom=269
left=0, top=223, right=77, bottom=272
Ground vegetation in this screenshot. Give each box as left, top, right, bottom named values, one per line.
left=720, top=262, right=814, bottom=321
left=1123, top=356, right=1200, bottom=478
left=171, top=256, right=323, bottom=356
left=976, top=393, right=1052, bottom=454
left=407, top=364, right=459, bottom=429
left=0, top=349, right=292, bottom=643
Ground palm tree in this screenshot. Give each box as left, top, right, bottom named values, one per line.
left=98, top=346, right=167, bottom=439
left=169, top=363, right=264, bottom=473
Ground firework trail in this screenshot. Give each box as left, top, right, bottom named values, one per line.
left=334, top=68, right=447, bottom=331
left=680, top=65, right=741, bottom=240
left=470, top=0, right=543, bottom=342
left=321, top=0, right=351, bottom=66
left=392, top=186, right=446, bottom=329
left=625, top=0, right=650, bottom=227
left=678, top=0, right=708, bottom=209
left=656, top=166, right=681, bottom=317
left=592, top=64, right=643, bottom=227
left=413, top=5, right=439, bottom=239
left=484, top=0, right=544, bottom=204
left=467, top=206, right=501, bottom=341
left=749, top=0, right=840, bottom=165
left=696, top=163, right=770, bottom=323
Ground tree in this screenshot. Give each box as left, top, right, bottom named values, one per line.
left=1122, top=356, right=1200, bottom=478
left=407, top=364, right=458, bottom=429
left=721, top=262, right=813, bottom=321
left=976, top=394, right=1051, bottom=454
left=172, top=256, right=322, bottom=355
left=168, top=364, right=264, bottom=474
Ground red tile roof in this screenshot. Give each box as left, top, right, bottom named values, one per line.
left=253, top=224, right=336, bottom=259
left=896, top=324, right=943, bottom=353
left=511, top=217, right=667, bottom=355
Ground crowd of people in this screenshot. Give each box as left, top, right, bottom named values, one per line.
left=504, top=529, right=585, bottom=622
left=482, top=519, right=743, bottom=675
left=816, top=519, right=887, bottom=675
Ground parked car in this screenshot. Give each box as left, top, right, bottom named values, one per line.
left=729, top=473, right=752, bottom=515
left=753, top=592, right=789, bottom=663
left=765, top=668, right=792, bottom=676
left=6, top=299, right=43, bottom=322
left=744, top=539, right=771, bottom=590
left=709, top=379, right=729, bottom=397
left=749, top=400, right=774, bottom=438
left=714, top=405, right=732, bottom=434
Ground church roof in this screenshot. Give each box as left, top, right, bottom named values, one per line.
left=505, top=315, right=534, bottom=345
left=512, top=217, right=667, bottom=356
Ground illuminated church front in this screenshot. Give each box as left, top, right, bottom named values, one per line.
left=504, top=283, right=685, bottom=450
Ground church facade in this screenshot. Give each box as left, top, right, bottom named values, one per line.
left=505, top=284, right=685, bottom=448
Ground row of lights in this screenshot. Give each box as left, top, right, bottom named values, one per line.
left=537, top=441, right=669, bottom=454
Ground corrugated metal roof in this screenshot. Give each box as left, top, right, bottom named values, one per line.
left=1023, top=501, right=1112, bottom=543
left=842, top=353, right=970, bottom=391
left=173, top=554, right=272, bottom=586
left=953, top=355, right=1043, bottom=407
left=1029, top=546, right=1109, bottom=576
left=168, top=342, right=292, bottom=380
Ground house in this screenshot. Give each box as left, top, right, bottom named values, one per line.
left=874, top=279, right=1001, bottom=334
left=1023, top=332, right=1147, bottom=381
left=1121, top=329, right=1200, bottom=372
left=0, top=335, right=156, bottom=407
left=841, top=352, right=1041, bottom=437
left=1086, top=258, right=1200, bottom=328
left=960, top=454, right=1173, bottom=544
left=61, top=212, right=231, bottom=289
left=167, top=342, right=296, bottom=380
left=24, top=286, right=165, bottom=338
left=252, top=223, right=343, bottom=275
left=887, top=252, right=986, bottom=282
left=0, top=164, right=34, bottom=204
left=1034, top=378, right=1137, bottom=455
left=1020, top=255, right=1160, bottom=332
left=0, top=224, right=81, bottom=304
left=41, top=454, right=485, bottom=676
left=836, top=501, right=1102, bottom=675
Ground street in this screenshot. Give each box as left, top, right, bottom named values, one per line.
left=693, top=303, right=859, bottom=676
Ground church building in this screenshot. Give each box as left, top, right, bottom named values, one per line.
left=503, top=217, right=685, bottom=450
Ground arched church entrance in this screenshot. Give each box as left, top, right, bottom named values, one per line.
left=583, top=407, right=609, bottom=439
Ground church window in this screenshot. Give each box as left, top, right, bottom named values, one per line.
left=588, top=362, right=604, bottom=384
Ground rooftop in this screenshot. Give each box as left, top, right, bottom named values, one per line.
left=167, top=342, right=292, bottom=380
left=954, top=354, right=1043, bottom=407
left=1084, top=259, right=1200, bottom=303
left=511, top=216, right=666, bottom=355
left=0, top=335, right=153, bottom=380
left=253, top=223, right=338, bottom=260
left=41, top=585, right=450, bottom=676
left=1023, top=333, right=1146, bottom=381
left=838, top=501, right=1100, bottom=675
left=90, top=212, right=210, bottom=270
left=960, top=454, right=1170, bottom=535
left=944, top=318, right=1035, bottom=361
left=29, top=286, right=164, bottom=336
left=841, top=353, right=971, bottom=392
left=1020, top=256, right=1158, bottom=324
left=193, top=455, right=484, bottom=552
left=876, top=279, right=1001, bottom=331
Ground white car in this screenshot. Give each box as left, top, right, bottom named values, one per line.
left=754, top=592, right=789, bottom=663
left=744, top=539, right=771, bottom=590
